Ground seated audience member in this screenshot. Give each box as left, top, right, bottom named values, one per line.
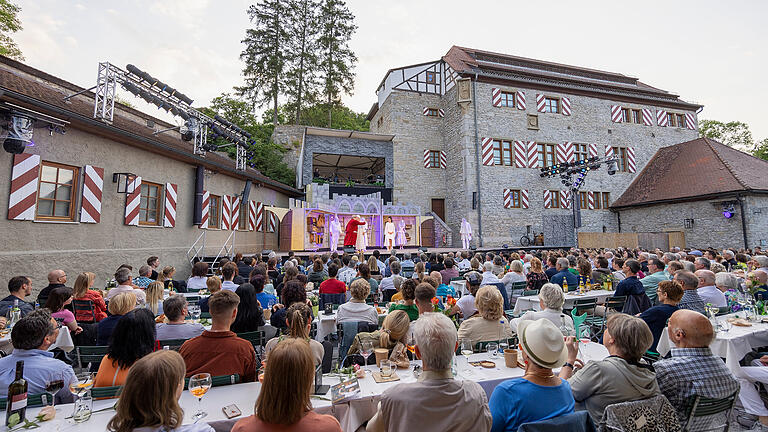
left=106, top=350, right=214, bottom=432
left=489, top=319, right=574, bottom=432
left=380, top=261, right=404, bottom=302
left=36, top=269, right=68, bottom=306
left=146, top=256, right=160, bottom=280
left=252, top=275, right=277, bottom=310
left=231, top=283, right=266, bottom=333
left=367, top=313, right=492, bottom=432
left=526, top=257, right=549, bottom=293
left=319, top=263, right=346, bottom=295
left=72, top=272, right=107, bottom=322
left=560, top=314, right=659, bottom=422
left=199, top=276, right=221, bottom=313
left=389, top=279, right=419, bottom=321
left=133, top=265, right=154, bottom=289
left=308, top=259, right=328, bottom=286
left=500, top=260, right=527, bottom=298
left=271, top=280, right=312, bottom=331
left=544, top=256, right=559, bottom=280
left=412, top=261, right=427, bottom=281
left=641, top=259, right=668, bottom=303
left=695, top=269, right=727, bottom=307
left=186, top=262, right=210, bottom=290
left=481, top=261, right=501, bottom=285
left=612, top=259, right=651, bottom=314
left=336, top=279, right=377, bottom=325
left=145, top=281, right=164, bottom=316
left=264, top=303, right=324, bottom=366
left=237, top=255, right=255, bottom=280
left=511, top=283, right=575, bottom=335
left=44, top=286, right=83, bottom=335
left=655, top=309, right=738, bottom=426
left=338, top=256, right=359, bottom=285
left=454, top=272, right=481, bottom=318
left=715, top=272, right=742, bottom=311
left=414, top=282, right=437, bottom=317
left=0, top=309, right=77, bottom=403
left=95, top=308, right=156, bottom=388
left=275, top=265, right=298, bottom=298
left=457, top=285, right=514, bottom=346
left=591, top=257, right=612, bottom=284
left=549, top=258, right=578, bottom=290
left=435, top=273, right=456, bottom=300
left=220, top=262, right=240, bottom=292
left=352, top=263, right=379, bottom=294
left=347, top=310, right=410, bottom=367
left=97, top=292, right=137, bottom=345
left=675, top=270, right=706, bottom=314
left=159, top=266, right=187, bottom=293
left=106, top=268, right=146, bottom=303
left=639, top=280, right=683, bottom=352
left=440, top=258, right=460, bottom=285
left=389, top=277, right=405, bottom=302
left=1, top=276, right=35, bottom=318
left=179, top=290, right=257, bottom=381
left=156, top=295, right=205, bottom=340
left=232, top=338, right=341, bottom=432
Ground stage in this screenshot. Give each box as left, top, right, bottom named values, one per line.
left=261, top=245, right=573, bottom=262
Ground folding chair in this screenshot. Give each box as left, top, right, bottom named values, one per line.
left=522, top=289, right=539, bottom=296
left=681, top=391, right=738, bottom=432
left=157, top=338, right=189, bottom=351
left=184, top=374, right=241, bottom=389
left=75, top=345, right=109, bottom=370
left=72, top=300, right=96, bottom=323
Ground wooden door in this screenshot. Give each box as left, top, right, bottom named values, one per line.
left=431, top=198, right=445, bottom=222
left=638, top=232, right=668, bottom=251
left=420, top=219, right=434, bottom=247
left=278, top=210, right=293, bottom=251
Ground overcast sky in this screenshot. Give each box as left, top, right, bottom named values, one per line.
left=15, top=0, right=768, bottom=140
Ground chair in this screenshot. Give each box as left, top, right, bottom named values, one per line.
left=0, top=393, right=53, bottom=410
left=450, top=277, right=464, bottom=282
left=200, top=312, right=212, bottom=319
left=518, top=411, right=596, bottom=431
left=319, top=293, right=345, bottom=309
left=75, top=345, right=109, bottom=370
left=401, top=264, right=415, bottom=278
left=184, top=296, right=201, bottom=306
left=491, top=282, right=512, bottom=312
left=522, top=289, right=539, bottom=296
left=642, top=350, right=661, bottom=365
left=338, top=321, right=377, bottom=363
left=236, top=331, right=266, bottom=351
left=158, top=338, right=188, bottom=351
left=91, top=385, right=123, bottom=399
left=184, top=374, right=241, bottom=389
left=571, top=309, right=591, bottom=341
left=681, top=392, right=738, bottom=432
left=716, top=306, right=731, bottom=316
left=590, top=296, right=626, bottom=335
left=600, top=394, right=680, bottom=432
left=72, top=299, right=96, bottom=323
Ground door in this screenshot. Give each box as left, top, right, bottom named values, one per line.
left=420, top=219, right=434, bottom=247
left=431, top=198, right=445, bottom=222
left=278, top=210, right=293, bottom=251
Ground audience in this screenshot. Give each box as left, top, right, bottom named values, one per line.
left=187, top=262, right=210, bottom=290
left=318, top=263, right=346, bottom=296
left=695, top=269, right=727, bottom=307
left=199, top=276, right=221, bottom=313
left=308, top=259, right=328, bottom=286
left=380, top=261, right=403, bottom=302
left=179, top=290, right=257, bottom=381
left=414, top=282, right=437, bottom=317
left=525, top=257, right=549, bottom=292
left=106, top=268, right=146, bottom=303
left=36, top=269, right=68, bottom=306
left=271, top=280, right=311, bottom=331
left=457, top=285, right=514, bottom=346
left=145, top=281, right=165, bottom=316
left=252, top=275, right=277, bottom=310
left=675, top=270, right=706, bottom=314
left=439, top=258, right=459, bottom=285
left=44, top=286, right=83, bottom=335
left=549, top=258, right=578, bottom=290
left=613, top=259, right=651, bottom=315
left=72, top=272, right=107, bottom=322
left=97, top=291, right=137, bottom=345
left=159, top=266, right=187, bottom=293
left=265, top=303, right=324, bottom=366
left=95, top=308, right=156, bottom=388
left=221, top=262, right=240, bottom=292
left=133, top=265, right=154, bottom=289
left=511, top=283, right=575, bottom=335
left=156, top=295, right=205, bottom=340
left=639, top=280, right=683, bottom=352
left=389, top=279, right=419, bottom=321
left=348, top=310, right=410, bottom=366
left=336, top=278, right=377, bottom=325
left=231, top=283, right=266, bottom=333
left=454, top=272, right=481, bottom=318
left=481, top=261, right=501, bottom=285
left=499, top=260, right=526, bottom=299
left=146, top=256, right=160, bottom=280
left=641, top=259, right=668, bottom=303
left=1, top=276, right=35, bottom=318
left=352, top=263, right=379, bottom=295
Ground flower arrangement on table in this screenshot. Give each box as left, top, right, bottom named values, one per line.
left=745, top=273, right=767, bottom=297
left=432, top=296, right=460, bottom=329
left=308, top=293, right=320, bottom=316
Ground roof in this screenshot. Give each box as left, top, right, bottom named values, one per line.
left=305, top=126, right=394, bottom=142
left=610, top=137, right=768, bottom=209
left=0, top=56, right=302, bottom=197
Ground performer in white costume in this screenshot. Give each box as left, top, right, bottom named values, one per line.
left=395, top=219, right=407, bottom=249
left=460, top=218, right=472, bottom=250
left=384, top=217, right=396, bottom=251
left=328, top=214, right=341, bottom=252
left=355, top=216, right=368, bottom=253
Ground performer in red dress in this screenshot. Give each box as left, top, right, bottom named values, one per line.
left=343, top=215, right=364, bottom=248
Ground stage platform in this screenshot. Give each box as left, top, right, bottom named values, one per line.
left=255, top=245, right=573, bottom=262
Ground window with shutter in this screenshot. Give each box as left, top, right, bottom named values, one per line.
left=36, top=161, right=79, bottom=221
left=549, top=190, right=560, bottom=209
left=537, top=143, right=557, bottom=168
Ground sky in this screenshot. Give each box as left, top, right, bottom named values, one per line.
left=14, top=0, right=768, bottom=140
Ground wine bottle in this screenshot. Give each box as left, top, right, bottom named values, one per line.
left=5, top=361, right=27, bottom=426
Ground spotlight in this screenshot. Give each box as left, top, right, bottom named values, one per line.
left=181, top=117, right=198, bottom=141
left=723, top=210, right=733, bottom=219
left=606, top=159, right=618, bottom=176
left=3, top=114, right=34, bottom=154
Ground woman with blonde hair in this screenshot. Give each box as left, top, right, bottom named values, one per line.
left=107, top=350, right=213, bottom=432
left=348, top=309, right=410, bottom=368
left=159, top=266, right=187, bottom=293
left=412, top=261, right=426, bottom=281
left=73, top=271, right=107, bottom=322
left=526, top=257, right=549, bottom=292
left=457, top=285, right=514, bottom=346
left=368, top=255, right=381, bottom=276
left=145, top=281, right=164, bottom=316
left=97, top=291, right=137, bottom=345
left=264, top=303, right=325, bottom=365
left=233, top=338, right=341, bottom=432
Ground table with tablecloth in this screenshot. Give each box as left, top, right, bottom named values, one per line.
left=512, top=289, right=615, bottom=315
left=20, top=342, right=608, bottom=432
left=314, top=310, right=388, bottom=342
left=0, top=325, right=73, bottom=354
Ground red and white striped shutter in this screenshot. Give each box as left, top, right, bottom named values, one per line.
left=255, top=201, right=264, bottom=231
left=657, top=109, right=668, bottom=127
left=685, top=113, right=696, bottom=130
left=557, top=142, right=575, bottom=164
left=80, top=165, right=104, bottom=224
left=536, top=94, right=546, bottom=112
left=610, top=105, right=623, bottom=123
left=514, top=141, right=527, bottom=168
left=230, top=195, right=240, bottom=230
left=248, top=200, right=256, bottom=231
left=521, top=189, right=529, bottom=209
left=641, top=108, right=653, bottom=126
left=503, top=189, right=511, bottom=209
left=587, top=191, right=595, bottom=210
left=587, top=143, right=598, bottom=159
left=481, top=137, right=494, bottom=166
left=163, top=183, right=177, bottom=228
left=199, top=190, right=209, bottom=229
left=422, top=107, right=429, bottom=116
left=438, top=109, right=445, bottom=118
left=561, top=96, right=571, bottom=116
left=267, top=211, right=277, bottom=233
left=605, top=145, right=615, bottom=158
left=423, top=150, right=430, bottom=168
left=221, top=195, right=231, bottom=230
left=491, top=88, right=501, bottom=107
left=560, top=191, right=571, bottom=209
left=526, top=141, right=538, bottom=168
left=516, top=91, right=526, bottom=110
left=543, top=190, right=552, bottom=209
left=8, top=153, right=40, bottom=221
left=124, top=176, right=142, bottom=226
left=627, top=147, right=637, bottom=173
left=439, top=151, right=447, bottom=169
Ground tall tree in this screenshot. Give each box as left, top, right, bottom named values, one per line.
left=285, top=0, right=321, bottom=125
left=0, top=0, right=23, bottom=61
left=698, top=119, right=754, bottom=151
left=239, top=1, right=291, bottom=126
left=317, top=0, right=357, bottom=127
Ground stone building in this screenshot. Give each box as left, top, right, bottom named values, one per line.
left=367, top=46, right=701, bottom=247
left=611, top=137, right=768, bottom=250
left=0, top=56, right=301, bottom=292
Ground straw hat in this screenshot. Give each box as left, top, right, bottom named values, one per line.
left=517, top=318, right=568, bottom=369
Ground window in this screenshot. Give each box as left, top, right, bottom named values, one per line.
left=537, top=143, right=557, bottom=168
left=238, top=199, right=248, bottom=230
left=593, top=193, right=602, bottom=210
left=209, top=194, right=221, bottom=228
left=676, top=114, right=686, bottom=128
left=611, top=147, right=629, bottom=172
left=602, top=192, right=610, bottom=209
left=632, top=109, right=642, bottom=124
left=425, top=71, right=436, bottom=84
left=507, top=189, right=521, bottom=208
left=500, top=91, right=515, bottom=108
left=621, top=108, right=630, bottom=123
left=139, top=181, right=162, bottom=226
left=544, top=97, right=559, bottom=113
left=667, top=113, right=676, bottom=127
left=492, top=140, right=514, bottom=166
left=574, top=143, right=588, bottom=162
left=549, top=190, right=560, bottom=208
left=427, top=150, right=440, bottom=168
left=36, top=161, right=78, bottom=220
left=579, top=192, right=588, bottom=209
left=425, top=108, right=439, bottom=117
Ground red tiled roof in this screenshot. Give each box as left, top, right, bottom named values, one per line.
left=610, top=137, right=768, bottom=209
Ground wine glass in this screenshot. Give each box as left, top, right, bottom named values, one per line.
left=44, top=372, right=66, bottom=407
left=486, top=342, right=499, bottom=358
left=68, top=372, right=94, bottom=398
left=460, top=339, right=474, bottom=374
left=189, top=373, right=212, bottom=421
left=360, top=341, right=374, bottom=372
left=189, top=305, right=201, bottom=323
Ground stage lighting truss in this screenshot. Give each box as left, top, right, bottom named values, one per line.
left=540, top=155, right=619, bottom=195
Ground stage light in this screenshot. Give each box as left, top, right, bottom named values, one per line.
left=3, top=114, right=34, bottom=154
left=723, top=210, right=733, bottom=219
left=181, top=117, right=198, bottom=141
left=606, top=159, right=618, bottom=175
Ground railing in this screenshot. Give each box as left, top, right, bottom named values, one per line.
left=212, top=230, right=236, bottom=269
left=186, top=230, right=206, bottom=269
left=428, top=212, right=453, bottom=248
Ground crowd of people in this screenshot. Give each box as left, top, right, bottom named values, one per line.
left=0, top=245, right=767, bottom=431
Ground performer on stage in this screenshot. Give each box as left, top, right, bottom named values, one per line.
left=328, top=214, right=341, bottom=252
left=384, top=217, right=396, bottom=251
left=395, top=219, right=407, bottom=249
left=344, top=215, right=365, bottom=249
left=356, top=217, right=368, bottom=253
left=460, top=218, right=472, bottom=250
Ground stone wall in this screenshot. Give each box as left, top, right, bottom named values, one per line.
left=745, top=195, right=768, bottom=249
left=299, top=134, right=394, bottom=188
left=271, top=125, right=305, bottom=182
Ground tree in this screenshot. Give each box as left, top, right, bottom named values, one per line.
left=0, top=0, right=23, bottom=61
left=284, top=0, right=321, bottom=125
left=754, top=138, right=768, bottom=161
left=239, top=1, right=291, bottom=126
left=317, top=0, right=357, bottom=127
left=698, top=119, right=754, bottom=151
left=262, top=102, right=369, bottom=131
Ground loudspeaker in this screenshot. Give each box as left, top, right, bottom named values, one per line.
left=241, top=180, right=252, bottom=206
left=261, top=250, right=273, bottom=258
left=343, top=246, right=356, bottom=254
left=470, top=246, right=477, bottom=251
left=419, top=247, right=428, bottom=253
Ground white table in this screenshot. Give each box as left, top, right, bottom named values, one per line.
left=23, top=342, right=608, bottom=432
left=315, top=311, right=388, bottom=342
left=451, top=280, right=467, bottom=296
left=163, top=290, right=210, bottom=300
left=513, top=290, right=615, bottom=314
left=0, top=325, right=73, bottom=353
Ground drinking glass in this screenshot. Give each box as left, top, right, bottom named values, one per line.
left=498, top=339, right=509, bottom=354
left=360, top=341, right=374, bottom=372
left=405, top=333, right=416, bottom=366
left=460, top=340, right=474, bottom=374
left=486, top=342, right=499, bottom=358
left=72, top=394, right=92, bottom=423
left=44, top=372, right=66, bottom=407
left=68, top=372, right=94, bottom=398
left=189, top=305, right=201, bottom=323
left=189, top=373, right=212, bottom=421
left=380, top=360, right=393, bottom=378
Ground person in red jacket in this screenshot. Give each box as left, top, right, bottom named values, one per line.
left=344, top=215, right=365, bottom=248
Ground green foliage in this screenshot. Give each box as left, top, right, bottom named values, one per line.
left=284, top=0, right=321, bottom=124
left=754, top=138, right=768, bottom=161
left=0, top=0, right=23, bottom=61
left=262, top=102, right=369, bottom=131
left=698, top=119, right=768, bottom=161
left=317, top=0, right=357, bottom=127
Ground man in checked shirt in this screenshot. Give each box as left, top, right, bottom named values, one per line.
left=655, top=309, right=739, bottom=430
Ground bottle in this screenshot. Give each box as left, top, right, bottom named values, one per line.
left=562, top=279, right=568, bottom=293
left=757, top=294, right=765, bottom=316
left=578, top=278, right=585, bottom=294
left=5, top=361, right=27, bottom=426
left=586, top=280, right=592, bottom=291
